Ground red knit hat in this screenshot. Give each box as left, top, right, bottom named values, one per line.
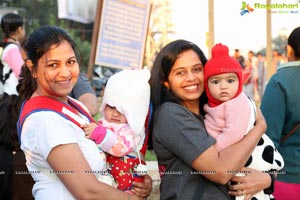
left=204, top=43, right=243, bottom=107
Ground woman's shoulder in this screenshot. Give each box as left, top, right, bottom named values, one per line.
left=2, top=43, right=22, bottom=62
left=21, top=111, right=66, bottom=145
left=24, top=111, right=70, bottom=128
left=273, top=62, right=300, bottom=79
left=21, top=111, right=81, bottom=144
left=23, top=108, right=83, bottom=133
left=267, top=66, right=300, bottom=90
left=158, top=102, right=188, bottom=113
left=2, top=43, right=19, bottom=54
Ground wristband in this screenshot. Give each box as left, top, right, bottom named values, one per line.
left=263, top=172, right=275, bottom=194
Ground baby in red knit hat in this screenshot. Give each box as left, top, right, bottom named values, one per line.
left=204, top=43, right=284, bottom=200
left=204, top=43, right=248, bottom=151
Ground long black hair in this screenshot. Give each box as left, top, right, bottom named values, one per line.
left=288, top=26, right=300, bottom=59
left=17, top=25, right=79, bottom=102
left=148, top=39, right=208, bottom=149
left=1, top=13, right=24, bottom=38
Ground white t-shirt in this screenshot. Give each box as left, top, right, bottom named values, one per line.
left=21, top=110, right=105, bottom=200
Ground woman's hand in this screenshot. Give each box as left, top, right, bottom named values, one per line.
left=131, top=174, right=152, bottom=198
left=228, top=167, right=271, bottom=200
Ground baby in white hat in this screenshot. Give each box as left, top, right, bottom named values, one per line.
left=84, top=69, right=150, bottom=192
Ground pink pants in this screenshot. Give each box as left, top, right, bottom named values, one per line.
left=273, top=181, right=300, bottom=200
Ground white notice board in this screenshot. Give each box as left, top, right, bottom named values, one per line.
left=95, top=0, right=151, bottom=69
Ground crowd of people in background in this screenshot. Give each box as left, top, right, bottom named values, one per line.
left=232, top=47, right=287, bottom=105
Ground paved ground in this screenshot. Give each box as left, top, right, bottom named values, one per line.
left=146, top=161, right=160, bottom=200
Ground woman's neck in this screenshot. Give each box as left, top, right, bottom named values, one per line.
left=33, top=90, right=68, bottom=103
left=183, top=100, right=200, bottom=115
left=9, top=37, right=17, bottom=41
left=4, top=37, right=18, bottom=44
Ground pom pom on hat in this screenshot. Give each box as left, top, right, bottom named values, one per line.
left=100, top=69, right=151, bottom=149
left=204, top=43, right=243, bottom=107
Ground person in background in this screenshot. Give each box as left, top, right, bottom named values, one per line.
left=149, top=39, right=271, bottom=199
left=84, top=69, right=150, bottom=193
left=17, top=25, right=151, bottom=200
left=242, top=58, right=253, bottom=99
left=0, top=13, right=25, bottom=96
left=272, top=49, right=282, bottom=72
left=260, top=26, right=300, bottom=200
left=232, top=49, right=245, bottom=68
left=248, top=50, right=260, bottom=103
left=0, top=95, right=34, bottom=200
left=69, top=72, right=98, bottom=116
left=204, top=43, right=284, bottom=200
left=256, top=52, right=266, bottom=99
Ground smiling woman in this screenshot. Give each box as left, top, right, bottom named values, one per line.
left=16, top=25, right=152, bottom=200
left=148, top=39, right=273, bottom=200
left=26, top=39, right=80, bottom=102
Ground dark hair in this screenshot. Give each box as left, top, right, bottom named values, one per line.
left=0, top=95, right=22, bottom=150
left=1, top=13, right=24, bottom=37
left=17, top=25, right=79, bottom=101
left=248, top=50, right=255, bottom=56
left=148, top=39, right=208, bottom=148
left=149, top=39, right=208, bottom=113
left=256, top=52, right=263, bottom=57
left=288, top=26, right=300, bottom=58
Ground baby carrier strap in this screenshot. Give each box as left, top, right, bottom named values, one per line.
left=139, top=103, right=152, bottom=157
left=17, top=96, right=95, bottom=141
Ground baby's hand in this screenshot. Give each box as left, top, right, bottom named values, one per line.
left=83, top=123, right=98, bottom=138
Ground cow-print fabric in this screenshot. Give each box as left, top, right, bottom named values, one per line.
left=234, top=98, right=284, bottom=200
